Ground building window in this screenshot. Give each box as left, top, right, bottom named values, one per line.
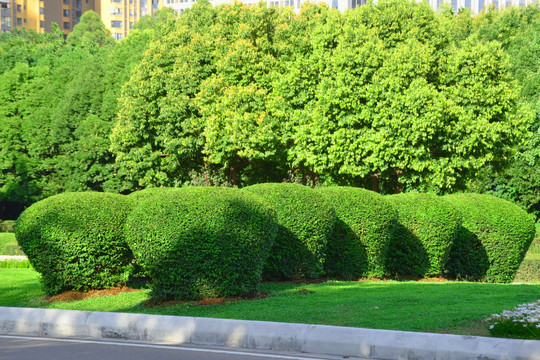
left=63, top=9, right=69, bottom=16
left=39, top=7, right=44, bottom=14
left=129, top=9, right=135, bottom=16
left=129, top=21, right=133, bottom=29
left=76, top=10, right=81, bottom=20
left=63, top=0, right=69, bottom=4
left=110, top=7, right=121, bottom=14
left=63, top=21, right=70, bottom=29
left=76, top=0, right=81, bottom=7
left=111, top=20, right=122, bottom=27
left=23, top=18, right=26, bottom=22
left=16, top=4, right=21, bottom=11
left=17, top=17, right=22, bottom=26
left=40, top=20, right=44, bottom=27
left=112, top=33, right=122, bottom=40
left=111, top=0, right=122, bottom=3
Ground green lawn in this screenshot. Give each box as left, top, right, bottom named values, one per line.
left=1, top=268, right=539, bottom=336
left=0, top=233, right=23, bottom=255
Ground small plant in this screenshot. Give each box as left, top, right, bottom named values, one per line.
left=486, top=300, right=540, bottom=340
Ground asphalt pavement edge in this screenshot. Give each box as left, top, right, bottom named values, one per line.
left=0, top=306, right=539, bottom=360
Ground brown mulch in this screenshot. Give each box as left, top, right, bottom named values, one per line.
left=143, top=291, right=272, bottom=308
left=45, top=285, right=141, bottom=303
left=45, top=276, right=449, bottom=304
left=356, top=276, right=449, bottom=282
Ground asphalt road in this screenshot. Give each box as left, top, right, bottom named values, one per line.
left=0, top=335, right=357, bottom=360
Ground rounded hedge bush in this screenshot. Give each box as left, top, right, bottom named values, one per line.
left=125, top=187, right=277, bottom=301
left=387, top=193, right=461, bottom=278
left=129, top=187, right=175, bottom=201
left=15, top=192, right=135, bottom=294
left=242, top=183, right=336, bottom=280
left=316, top=187, right=397, bottom=279
left=443, top=193, right=535, bottom=283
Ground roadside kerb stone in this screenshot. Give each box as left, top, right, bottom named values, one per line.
left=0, top=255, right=27, bottom=261
left=0, top=306, right=539, bottom=360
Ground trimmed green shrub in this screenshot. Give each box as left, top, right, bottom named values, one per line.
left=317, top=187, right=396, bottom=279
left=443, top=193, right=535, bottom=283
left=125, top=187, right=277, bottom=301
left=242, top=183, right=335, bottom=280
left=387, top=193, right=461, bottom=278
left=128, top=187, right=175, bottom=201
left=15, top=192, right=135, bottom=294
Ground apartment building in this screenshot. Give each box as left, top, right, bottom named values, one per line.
left=5, top=0, right=94, bottom=34
left=2, top=0, right=537, bottom=36
left=3, top=0, right=162, bottom=38
left=165, top=0, right=537, bottom=16
left=99, top=0, right=162, bottom=39
left=1, top=0, right=10, bottom=31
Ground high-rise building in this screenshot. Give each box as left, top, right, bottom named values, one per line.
left=6, top=0, right=95, bottom=34
left=164, top=0, right=537, bottom=16
left=2, top=0, right=537, bottom=36
left=97, top=0, right=162, bottom=40
left=1, top=0, right=11, bottom=31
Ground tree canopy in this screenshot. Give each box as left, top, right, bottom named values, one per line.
left=1, top=0, right=539, bottom=221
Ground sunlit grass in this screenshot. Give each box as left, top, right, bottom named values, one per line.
left=0, top=233, right=23, bottom=255
left=1, top=269, right=539, bottom=336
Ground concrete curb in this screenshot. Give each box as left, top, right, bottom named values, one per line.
left=0, top=255, right=27, bottom=261
left=1, top=306, right=539, bottom=359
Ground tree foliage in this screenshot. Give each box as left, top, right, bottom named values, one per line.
left=0, top=10, right=172, bottom=213
left=466, top=5, right=540, bottom=221
left=1, top=0, right=538, bottom=219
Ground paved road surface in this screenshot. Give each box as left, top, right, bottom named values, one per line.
left=0, top=335, right=359, bottom=360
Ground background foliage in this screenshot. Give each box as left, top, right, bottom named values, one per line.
left=0, top=1, right=539, bottom=224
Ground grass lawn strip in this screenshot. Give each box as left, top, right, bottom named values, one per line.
left=0, top=233, right=23, bottom=256
left=1, top=269, right=539, bottom=337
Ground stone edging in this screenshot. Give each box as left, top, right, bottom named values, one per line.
left=1, top=307, right=539, bottom=359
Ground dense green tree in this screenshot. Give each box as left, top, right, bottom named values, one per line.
left=66, top=11, right=116, bottom=49
left=111, top=2, right=290, bottom=187
left=288, top=0, right=531, bottom=193
left=467, top=6, right=540, bottom=220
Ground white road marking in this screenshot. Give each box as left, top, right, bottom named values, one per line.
left=0, top=335, right=329, bottom=360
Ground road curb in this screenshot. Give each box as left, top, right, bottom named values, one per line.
left=1, top=306, right=539, bottom=359
left=0, top=255, right=27, bottom=261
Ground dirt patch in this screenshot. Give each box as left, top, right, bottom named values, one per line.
left=46, top=285, right=141, bottom=303
left=296, top=288, right=315, bottom=294
left=436, top=320, right=490, bottom=337
left=356, top=276, right=449, bottom=282
left=265, top=278, right=329, bottom=285
left=144, top=291, right=271, bottom=308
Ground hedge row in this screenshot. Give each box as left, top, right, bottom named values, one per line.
left=242, top=183, right=335, bottom=280
left=387, top=193, right=461, bottom=278
left=443, top=194, right=535, bottom=283
left=15, top=192, right=134, bottom=294
left=126, top=187, right=277, bottom=301
left=14, top=185, right=536, bottom=301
